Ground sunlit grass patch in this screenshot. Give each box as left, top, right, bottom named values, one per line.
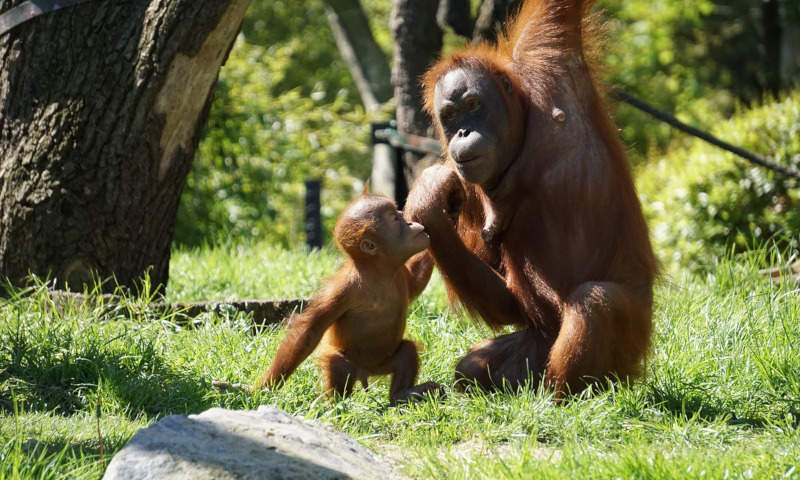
left=1, top=242, right=798, bottom=478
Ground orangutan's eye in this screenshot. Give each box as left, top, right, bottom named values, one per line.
left=441, top=107, right=456, bottom=121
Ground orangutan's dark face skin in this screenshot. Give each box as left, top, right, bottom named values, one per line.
left=433, top=68, right=518, bottom=188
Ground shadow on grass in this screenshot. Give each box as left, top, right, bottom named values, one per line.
left=642, top=378, right=800, bottom=429
left=0, top=314, right=212, bottom=418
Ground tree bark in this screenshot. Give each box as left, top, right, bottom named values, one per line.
left=322, top=0, right=399, bottom=201
left=473, top=0, right=521, bottom=44
left=437, top=0, right=474, bottom=38
left=390, top=0, right=443, bottom=184
left=323, top=0, right=393, bottom=113
left=0, top=0, right=251, bottom=294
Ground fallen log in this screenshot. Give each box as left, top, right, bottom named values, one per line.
left=758, top=261, right=800, bottom=283
left=47, top=290, right=306, bottom=328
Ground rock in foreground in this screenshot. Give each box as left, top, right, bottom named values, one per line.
left=103, top=406, right=396, bottom=480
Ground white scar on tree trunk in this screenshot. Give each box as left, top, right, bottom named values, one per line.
left=152, top=0, right=251, bottom=181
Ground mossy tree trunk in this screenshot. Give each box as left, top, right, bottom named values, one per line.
left=0, top=0, right=251, bottom=294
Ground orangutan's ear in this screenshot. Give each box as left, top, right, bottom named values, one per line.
left=360, top=238, right=377, bottom=255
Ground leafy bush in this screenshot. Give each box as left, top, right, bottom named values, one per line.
left=175, top=2, right=375, bottom=247
left=638, top=92, right=800, bottom=271
left=599, top=0, right=799, bottom=162
left=600, top=0, right=720, bottom=158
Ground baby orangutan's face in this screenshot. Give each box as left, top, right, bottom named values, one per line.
left=337, top=195, right=430, bottom=261
left=373, top=204, right=430, bottom=261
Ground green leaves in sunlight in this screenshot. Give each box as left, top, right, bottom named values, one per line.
left=637, top=92, right=800, bottom=272
left=599, top=0, right=797, bottom=158
left=176, top=0, right=377, bottom=248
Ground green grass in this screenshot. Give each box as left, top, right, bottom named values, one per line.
left=1, top=242, right=799, bottom=479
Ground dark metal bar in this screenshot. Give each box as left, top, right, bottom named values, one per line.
left=304, top=179, right=323, bottom=249
left=0, top=0, right=92, bottom=37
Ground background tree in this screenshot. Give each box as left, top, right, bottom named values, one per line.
left=390, top=0, right=443, bottom=190
left=324, top=0, right=393, bottom=113
left=0, top=0, right=251, bottom=293
left=322, top=0, right=399, bottom=199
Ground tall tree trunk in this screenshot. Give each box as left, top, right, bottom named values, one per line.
left=761, top=0, right=782, bottom=96
left=0, top=0, right=251, bottom=294
left=472, top=0, right=521, bottom=44
left=437, top=0, right=474, bottom=38
left=782, top=7, right=800, bottom=88
left=323, top=0, right=392, bottom=113
left=390, top=0, right=443, bottom=187
left=322, top=0, right=399, bottom=201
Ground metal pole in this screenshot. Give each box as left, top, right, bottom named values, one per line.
left=304, top=180, right=323, bottom=249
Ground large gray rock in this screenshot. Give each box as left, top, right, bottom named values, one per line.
left=103, top=406, right=397, bottom=480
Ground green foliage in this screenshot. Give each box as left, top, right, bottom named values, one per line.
left=176, top=1, right=375, bottom=247
left=598, top=0, right=800, bottom=271
left=599, top=0, right=799, bottom=160
left=360, top=0, right=395, bottom=58
left=599, top=0, right=727, bottom=157
left=239, top=0, right=361, bottom=105
left=175, top=0, right=800, bottom=271
left=638, top=92, right=800, bottom=271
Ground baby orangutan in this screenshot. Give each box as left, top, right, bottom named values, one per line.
left=216, top=193, right=443, bottom=405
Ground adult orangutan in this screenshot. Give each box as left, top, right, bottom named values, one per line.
left=404, top=0, right=657, bottom=396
